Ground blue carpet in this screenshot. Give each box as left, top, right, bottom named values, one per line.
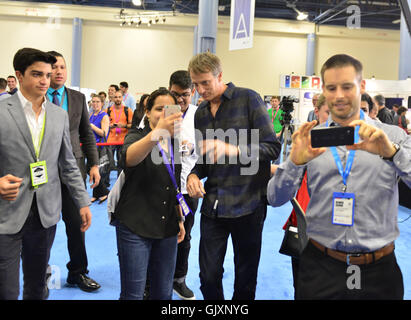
left=19, top=172, right=411, bottom=300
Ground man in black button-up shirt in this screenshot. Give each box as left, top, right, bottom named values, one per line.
left=186, top=52, right=280, bottom=300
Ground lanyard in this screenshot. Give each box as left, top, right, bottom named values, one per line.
left=326, top=110, right=364, bottom=191
left=272, top=108, right=280, bottom=123
left=157, top=139, right=178, bottom=192
left=30, top=112, right=46, bottom=161
left=123, top=93, right=128, bottom=102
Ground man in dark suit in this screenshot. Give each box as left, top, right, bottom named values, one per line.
left=0, top=48, right=92, bottom=299
left=47, top=51, right=101, bottom=292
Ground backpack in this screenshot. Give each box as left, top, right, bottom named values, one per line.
left=107, top=105, right=131, bottom=124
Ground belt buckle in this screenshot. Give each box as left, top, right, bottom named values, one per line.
left=346, top=253, right=361, bottom=265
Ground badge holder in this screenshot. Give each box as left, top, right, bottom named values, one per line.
left=30, top=160, right=48, bottom=189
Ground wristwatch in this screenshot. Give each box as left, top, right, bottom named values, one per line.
left=381, top=143, right=400, bottom=161
left=178, top=215, right=185, bottom=223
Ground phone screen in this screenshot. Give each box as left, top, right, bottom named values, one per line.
left=164, top=104, right=181, bottom=118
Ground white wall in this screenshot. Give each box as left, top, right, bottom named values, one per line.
left=0, top=1, right=402, bottom=101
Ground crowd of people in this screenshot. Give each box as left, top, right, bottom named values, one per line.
left=0, top=48, right=410, bottom=301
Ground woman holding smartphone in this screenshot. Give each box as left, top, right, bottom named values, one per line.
left=112, top=88, right=185, bottom=300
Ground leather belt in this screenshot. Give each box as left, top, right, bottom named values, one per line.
left=310, top=239, right=394, bottom=265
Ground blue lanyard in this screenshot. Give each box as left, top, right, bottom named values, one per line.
left=157, top=139, right=178, bottom=192
left=326, top=110, right=364, bottom=190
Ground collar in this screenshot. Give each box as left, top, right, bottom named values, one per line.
left=17, top=90, right=46, bottom=112
left=47, top=85, right=65, bottom=96
left=221, top=82, right=236, bottom=100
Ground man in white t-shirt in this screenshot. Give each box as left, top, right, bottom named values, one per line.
left=168, top=70, right=198, bottom=300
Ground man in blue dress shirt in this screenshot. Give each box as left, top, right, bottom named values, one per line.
left=268, top=54, right=411, bottom=299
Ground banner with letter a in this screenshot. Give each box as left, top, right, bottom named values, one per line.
left=229, top=0, right=255, bottom=51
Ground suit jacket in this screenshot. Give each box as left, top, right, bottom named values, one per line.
left=65, top=87, right=98, bottom=177
left=0, top=94, right=90, bottom=234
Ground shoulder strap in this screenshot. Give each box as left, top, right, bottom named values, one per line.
left=124, top=106, right=130, bottom=123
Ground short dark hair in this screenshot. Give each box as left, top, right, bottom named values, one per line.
left=361, top=93, right=375, bottom=112
left=98, top=91, right=107, bottom=98
left=13, top=48, right=57, bottom=75
left=373, top=94, right=385, bottom=107
left=321, top=54, right=363, bottom=83
left=0, top=78, right=7, bottom=90
left=119, top=81, right=128, bottom=88
left=47, top=50, right=64, bottom=59
left=169, top=70, right=193, bottom=90
left=109, top=84, right=119, bottom=91
left=7, top=75, right=16, bottom=80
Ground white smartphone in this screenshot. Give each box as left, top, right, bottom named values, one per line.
left=164, top=104, right=181, bottom=118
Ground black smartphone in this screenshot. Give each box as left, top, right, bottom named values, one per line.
left=310, top=126, right=354, bottom=148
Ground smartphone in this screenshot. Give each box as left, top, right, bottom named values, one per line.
left=164, top=104, right=181, bottom=118
left=310, top=126, right=354, bottom=148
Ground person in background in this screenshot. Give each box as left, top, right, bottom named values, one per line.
left=107, top=84, right=118, bottom=109
left=112, top=88, right=185, bottom=300
left=89, top=95, right=110, bottom=203
left=396, top=106, right=409, bottom=134
left=0, top=78, right=11, bottom=101
left=132, top=93, right=149, bottom=128
left=7, top=75, right=18, bottom=95
left=267, top=96, right=283, bottom=138
left=47, top=50, right=101, bottom=293
left=374, top=94, right=394, bottom=124
left=106, top=90, right=133, bottom=176
left=307, top=93, right=319, bottom=122
left=119, top=81, right=136, bottom=111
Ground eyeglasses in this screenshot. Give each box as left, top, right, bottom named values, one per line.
left=171, top=91, right=191, bottom=99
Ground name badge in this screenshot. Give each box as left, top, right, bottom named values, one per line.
left=332, top=192, right=355, bottom=226
left=176, top=193, right=192, bottom=216
left=30, top=160, right=48, bottom=188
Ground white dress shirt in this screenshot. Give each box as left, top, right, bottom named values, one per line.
left=17, top=91, right=46, bottom=158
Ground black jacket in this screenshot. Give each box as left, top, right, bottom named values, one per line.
left=114, top=126, right=182, bottom=239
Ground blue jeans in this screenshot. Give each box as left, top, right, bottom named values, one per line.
left=115, top=221, right=178, bottom=300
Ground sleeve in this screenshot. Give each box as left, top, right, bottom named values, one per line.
left=189, top=114, right=207, bottom=180
left=389, top=132, right=411, bottom=188
left=267, top=158, right=306, bottom=207
left=78, top=92, right=99, bottom=167
left=58, top=112, right=90, bottom=208
left=238, top=91, right=281, bottom=163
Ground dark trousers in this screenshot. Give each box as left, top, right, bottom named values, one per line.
left=0, top=196, right=56, bottom=300
left=174, top=196, right=198, bottom=280
left=61, top=157, right=88, bottom=275
left=199, top=204, right=266, bottom=300
left=296, top=240, right=404, bottom=300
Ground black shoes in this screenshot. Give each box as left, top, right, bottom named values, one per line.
left=67, top=273, right=101, bottom=292
left=173, top=280, right=195, bottom=300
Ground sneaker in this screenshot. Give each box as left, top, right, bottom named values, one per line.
left=173, top=281, right=196, bottom=300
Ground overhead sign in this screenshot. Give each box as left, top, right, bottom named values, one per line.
left=229, top=0, right=255, bottom=51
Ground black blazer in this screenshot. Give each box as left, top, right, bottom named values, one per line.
left=66, top=87, right=99, bottom=176
left=114, top=126, right=182, bottom=239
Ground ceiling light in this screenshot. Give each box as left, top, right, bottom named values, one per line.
left=132, top=0, right=142, bottom=6
left=296, top=11, right=308, bottom=21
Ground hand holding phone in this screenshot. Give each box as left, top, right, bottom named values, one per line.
left=164, top=104, right=181, bottom=118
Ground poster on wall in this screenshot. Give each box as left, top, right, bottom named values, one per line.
left=279, top=74, right=323, bottom=122
left=229, top=0, right=256, bottom=51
